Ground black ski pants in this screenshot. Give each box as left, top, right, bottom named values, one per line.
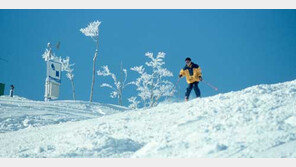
left=185, top=81, right=201, bottom=99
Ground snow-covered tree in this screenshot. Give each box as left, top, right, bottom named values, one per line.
left=97, top=63, right=129, bottom=106
left=42, top=43, right=61, bottom=62
left=128, top=96, right=140, bottom=109
left=129, top=52, right=175, bottom=108
left=80, top=20, right=102, bottom=102
left=61, top=57, right=76, bottom=100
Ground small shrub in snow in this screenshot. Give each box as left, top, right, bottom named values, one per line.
left=61, top=57, right=76, bottom=100
left=128, top=97, right=140, bottom=109
left=97, top=64, right=130, bottom=106
left=129, top=52, right=175, bottom=108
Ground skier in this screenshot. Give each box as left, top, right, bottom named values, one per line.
left=178, top=57, right=202, bottom=101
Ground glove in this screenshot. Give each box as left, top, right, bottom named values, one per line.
left=199, top=76, right=203, bottom=81
left=178, top=74, right=182, bottom=78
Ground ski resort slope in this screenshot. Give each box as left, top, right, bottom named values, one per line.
left=0, top=80, right=295, bottom=158
left=0, top=97, right=128, bottom=133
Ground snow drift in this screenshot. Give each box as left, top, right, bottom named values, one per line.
left=0, top=80, right=295, bottom=158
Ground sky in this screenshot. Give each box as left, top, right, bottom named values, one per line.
left=0, top=10, right=295, bottom=106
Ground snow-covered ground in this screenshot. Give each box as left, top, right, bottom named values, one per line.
left=0, top=96, right=128, bottom=133
left=0, top=80, right=295, bottom=158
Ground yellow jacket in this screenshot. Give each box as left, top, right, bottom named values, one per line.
left=179, top=62, right=202, bottom=84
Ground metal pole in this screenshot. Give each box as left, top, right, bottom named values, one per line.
left=202, top=80, right=218, bottom=91
left=71, top=78, right=76, bottom=100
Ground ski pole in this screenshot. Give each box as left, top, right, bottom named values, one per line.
left=202, top=79, right=218, bottom=91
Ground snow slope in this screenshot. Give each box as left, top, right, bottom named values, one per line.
left=0, top=96, right=128, bottom=133
left=0, top=80, right=295, bottom=158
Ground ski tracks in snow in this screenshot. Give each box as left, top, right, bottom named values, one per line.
left=0, top=79, right=296, bottom=157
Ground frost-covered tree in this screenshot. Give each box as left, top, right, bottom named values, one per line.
left=129, top=52, right=175, bottom=108
left=61, top=57, right=76, bottom=100
left=42, top=43, right=62, bottom=62
left=97, top=63, right=129, bottom=106
left=128, top=96, right=140, bottom=109
left=80, top=20, right=102, bottom=102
